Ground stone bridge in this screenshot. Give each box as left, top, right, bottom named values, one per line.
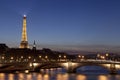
left=31, top=59, right=120, bottom=74
left=0, top=59, right=120, bottom=74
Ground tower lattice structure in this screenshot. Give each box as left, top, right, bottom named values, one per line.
left=19, top=15, right=29, bottom=48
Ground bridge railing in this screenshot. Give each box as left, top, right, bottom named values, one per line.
left=0, top=59, right=120, bottom=64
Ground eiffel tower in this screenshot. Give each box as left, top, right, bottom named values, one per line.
left=19, top=15, right=29, bottom=48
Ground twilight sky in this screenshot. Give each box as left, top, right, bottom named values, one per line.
left=0, top=0, right=120, bottom=53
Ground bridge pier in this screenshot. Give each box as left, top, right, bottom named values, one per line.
left=67, top=68, right=76, bottom=73
left=110, top=64, right=117, bottom=74
left=67, top=62, right=76, bottom=73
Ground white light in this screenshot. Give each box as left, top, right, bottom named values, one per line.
left=59, top=55, right=61, bottom=58
left=24, top=14, right=26, bottom=17
left=25, top=70, right=29, bottom=73
left=21, top=56, right=23, bottom=58
left=39, top=56, right=41, bottom=58
left=33, top=63, right=38, bottom=67
left=2, top=56, right=4, bottom=59
left=45, top=56, right=48, bottom=58
left=29, top=63, right=32, bottom=67
left=28, top=56, right=31, bottom=59
left=11, top=57, right=13, bottom=59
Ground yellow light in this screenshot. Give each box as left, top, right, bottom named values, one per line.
left=2, top=56, right=4, bottom=59
left=43, top=74, right=49, bottom=80
left=45, top=56, right=48, bottom=59
left=106, top=53, right=109, bottom=56
left=82, top=56, right=84, bottom=58
left=0, top=73, right=5, bottom=80
left=33, top=63, right=38, bottom=67
left=18, top=73, right=24, bottom=79
left=102, top=56, right=105, bottom=59
left=28, top=56, right=31, bottom=59
left=62, top=74, right=69, bottom=80
left=97, top=54, right=100, bottom=57
left=98, top=75, right=108, bottom=80
left=106, top=64, right=110, bottom=67
left=25, top=70, right=29, bottom=73
left=78, top=55, right=81, bottom=58
left=62, top=63, right=69, bottom=68
left=115, top=65, right=120, bottom=69
left=29, top=63, right=32, bottom=67
left=57, top=74, right=62, bottom=80
left=11, top=57, right=13, bottom=59
left=76, top=75, right=86, bottom=80
left=64, top=55, right=66, bottom=58
left=59, top=55, right=61, bottom=58
left=37, top=74, right=42, bottom=80
left=26, top=74, right=32, bottom=80
left=100, top=56, right=105, bottom=59
left=8, top=74, right=14, bottom=80
left=21, top=56, right=23, bottom=58
left=39, top=55, right=41, bottom=58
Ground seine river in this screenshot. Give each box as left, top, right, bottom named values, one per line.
left=0, top=66, right=120, bottom=80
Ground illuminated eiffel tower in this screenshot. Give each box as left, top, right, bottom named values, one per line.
left=19, top=15, right=29, bottom=48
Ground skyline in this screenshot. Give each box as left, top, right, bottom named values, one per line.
left=0, top=0, right=120, bottom=53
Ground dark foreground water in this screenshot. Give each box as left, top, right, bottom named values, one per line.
left=0, top=66, right=120, bottom=80
left=1, top=73, right=120, bottom=80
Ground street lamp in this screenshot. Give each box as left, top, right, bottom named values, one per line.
left=45, top=55, right=48, bottom=61
left=64, top=55, right=66, bottom=61
left=64, top=55, right=66, bottom=58
left=2, top=56, right=4, bottom=59
left=100, top=56, right=105, bottom=60
left=78, top=55, right=81, bottom=58
left=59, top=55, right=61, bottom=58
left=78, top=55, right=81, bottom=61
left=21, top=56, right=23, bottom=58
left=82, top=56, right=84, bottom=59
left=106, top=53, right=109, bottom=56
left=11, top=57, right=13, bottom=59
left=45, top=55, right=48, bottom=59
left=28, top=56, right=31, bottom=59
left=39, top=55, right=41, bottom=58
left=97, top=54, right=100, bottom=57
left=59, top=55, right=61, bottom=61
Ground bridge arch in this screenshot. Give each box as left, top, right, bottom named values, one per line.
left=34, top=63, right=65, bottom=71
left=72, top=64, right=111, bottom=73
left=68, top=63, right=112, bottom=73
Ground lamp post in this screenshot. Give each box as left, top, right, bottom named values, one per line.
left=82, top=56, right=85, bottom=59
left=2, top=56, right=4, bottom=63
left=78, top=55, right=81, bottom=61
left=45, top=55, right=48, bottom=61
left=59, top=55, right=61, bottom=61
left=39, top=55, right=41, bottom=58
left=64, top=55, right=66, bottom=61
left=97, top=54, right=100, bottom=59
left=105, top=53, right=109, bottom=60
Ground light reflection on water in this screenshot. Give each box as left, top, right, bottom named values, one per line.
left=0, top=68, right=120, bottom=80
left=0, top=73, right=5, bottom=80
left=98, top=75, right=108, bottom=80
left=0, top=73, right=120, bottom=80
left=76, top=75, right=86, bottom=80
left=8, top=74, right=14, bottom=80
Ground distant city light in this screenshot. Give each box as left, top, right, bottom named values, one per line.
left=78, top=55, right=81, bottom=58
left=11, top=57, right=13, bottom=59
left=33, top=63, right=39, bottom=67
left=59, top=55, right=61, bottom=58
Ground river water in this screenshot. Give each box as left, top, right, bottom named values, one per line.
left=0, top=66, right=120, bottom=80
